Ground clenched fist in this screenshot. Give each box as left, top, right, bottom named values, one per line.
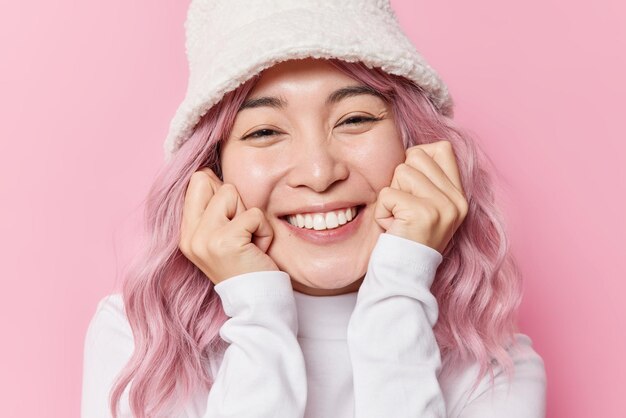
left=374, top=140, right=469, bottom=254
left=179, top=168, right=278, bottom=285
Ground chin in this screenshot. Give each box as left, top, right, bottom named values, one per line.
left=287, top=268, right=366, bottom=296
left=303, top=276, right=355, bottom=290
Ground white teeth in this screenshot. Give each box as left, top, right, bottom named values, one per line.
left=313, top=214, right=326, bottom=230
left=325, top=211, right=339, bottom=228
left=286, top=206, right=359, bottom=230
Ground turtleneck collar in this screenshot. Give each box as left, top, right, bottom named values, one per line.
left=292, top=290, right=358, bottom=340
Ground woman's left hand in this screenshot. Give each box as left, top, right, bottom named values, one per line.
left=374, top=140, right=469, bottom=254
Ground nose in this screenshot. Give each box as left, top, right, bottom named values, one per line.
left=285, top=134, right=349, bottom=193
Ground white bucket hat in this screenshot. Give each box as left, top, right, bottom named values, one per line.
left=163, top=0, right=454, bottom=161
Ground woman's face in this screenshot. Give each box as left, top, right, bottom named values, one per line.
left=220, top=58, right=406, bottom=296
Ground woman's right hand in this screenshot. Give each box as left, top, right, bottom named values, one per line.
left=179, top=167, right=278, bottom=285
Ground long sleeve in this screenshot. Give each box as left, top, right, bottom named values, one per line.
left=82, top=294, right=135, bottom=418
left=207, top=271, right=308, bottom=417
left=81, top=271, right=307, bottom=418
left=454, top=334, right=547, bottom=418
left=347, top=232, right=446, bottom=418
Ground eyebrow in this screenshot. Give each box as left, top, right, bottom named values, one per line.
left=238, top=84, right=385, bottom=112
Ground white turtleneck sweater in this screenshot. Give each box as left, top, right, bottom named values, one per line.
left=81, top=233, right=546, bottom=417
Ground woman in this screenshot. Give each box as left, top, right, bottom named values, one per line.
left=81, top=1, right=547, bottom=417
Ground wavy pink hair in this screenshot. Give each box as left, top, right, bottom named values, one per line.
left=110, top=58, right=522, bottom=417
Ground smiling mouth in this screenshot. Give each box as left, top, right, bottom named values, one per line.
left=280, top=204, right=364, bottom=231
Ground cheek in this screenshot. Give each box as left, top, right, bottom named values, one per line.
left=220, top=153, right=275, bottom=210
left=355, top=128, right=405, bottom=190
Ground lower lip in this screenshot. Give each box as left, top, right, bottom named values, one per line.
left=280, top=206, right=365, bottom=245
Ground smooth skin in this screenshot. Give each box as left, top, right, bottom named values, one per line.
left=179, top=58, right=468, bottom=296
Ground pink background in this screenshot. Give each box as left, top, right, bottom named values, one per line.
left=1, top=0, right=624, bottom=416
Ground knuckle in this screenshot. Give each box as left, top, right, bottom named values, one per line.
left=406, top=148, right=429, bottom=168
left=393, top=163, right=407, bottom=177
left=444, top=202, right=459, bottom=222
left=459, top=197, right=469, bottom=217
left=452, top=186, right=469, bottom=213
left=187, top=172, right=202, bottom=188
left=199, top=167, right=215, bottom=175
left=380, top=186, right=393, bottom=197
left=440, top=140, right=457, bottom=157
left=430, top=205, right=442, bottom=222
left=405, top=145, right=421, bottom=158
left=249, top=206, right=263, bottom=217
left=405, top=151, right=422, bottom=167
left=195, top=167, right=216, bottom=180
left=418, top=203, right=439, bottom=222
left=191, top=170, right=209, bottom=183
left=220, top=182, right=237, bottom=195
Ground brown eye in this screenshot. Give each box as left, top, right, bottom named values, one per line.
left=339, top=116, right=381, bottom=126
left=241, top=128, right=281, bottom=140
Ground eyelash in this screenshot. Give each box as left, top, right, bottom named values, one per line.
left=241, top=115, right=383, bottom=140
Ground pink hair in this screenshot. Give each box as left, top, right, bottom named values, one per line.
left=110, top=58, right=522, bottom=417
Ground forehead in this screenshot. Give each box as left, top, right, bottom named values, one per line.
left=240, top=58, right=386, bottom=112
left=249, top=58, right=357, bottom=95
